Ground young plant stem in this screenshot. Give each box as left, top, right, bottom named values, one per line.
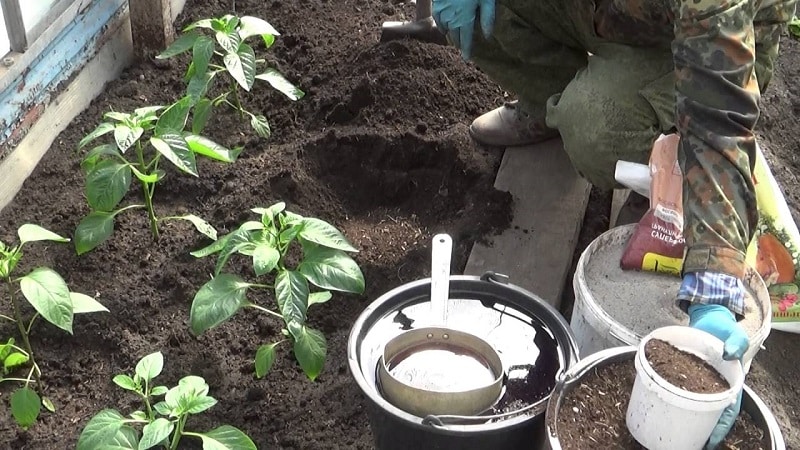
left=169, top=415, right=189, bottom=450
left=246, top=303, right=283, bottom=320
left=7, top=279, right=41, bottom=389
left=232, top=84, right=244, bottom=119
left=142, top=381, right=154, bottom=421
left=135, top=143, right=160, bottom=240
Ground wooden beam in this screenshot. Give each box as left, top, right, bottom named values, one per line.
left=464, top=138, right=591, bottom=307
left=1, top=0, right=28, bottom=51
left=128, top=0, right=174, bottom=57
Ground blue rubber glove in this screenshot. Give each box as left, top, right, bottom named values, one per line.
left=432, top=0, right=495, bottom=60
left=688, top=303, right=749, bottom=450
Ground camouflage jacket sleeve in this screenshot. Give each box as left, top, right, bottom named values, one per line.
left=673, top=0, right=796, bottom=291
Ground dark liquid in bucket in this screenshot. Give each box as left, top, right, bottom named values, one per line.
left=386, top=342, right=497, bottom=392
left=374, top=299, right=562, bottom=419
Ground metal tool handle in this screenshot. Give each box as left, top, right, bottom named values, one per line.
left=430, top=234, right=453, bottom=326
left=416, top=0, right=432, bottom=20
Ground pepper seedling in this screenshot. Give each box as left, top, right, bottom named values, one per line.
left=157, top=14, right=305, bottom=138
left=189, top=202, right=365, bottom=380
left=75, top=99, right=230, bottom=254
left=77, top=351, right=256, bottom=450
left=1, top=224, right=107, bottom=428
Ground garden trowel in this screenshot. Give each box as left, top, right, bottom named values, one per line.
left=380, top=0, right=448, bottom=45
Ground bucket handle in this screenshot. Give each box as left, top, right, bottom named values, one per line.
left=420, top=396, right=548, bottom=428
left=480, top=271, right=509, bottom=285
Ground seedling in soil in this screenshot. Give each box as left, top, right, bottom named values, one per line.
left=0, top=224, right=107, bottom=428
left=157, top=14, right=305, bottom=138
left=790, top=16, right=799, bottom=38
left=75, top=100, right=232, bottom=254
left=189, top=202, right=365, bottom=381
left=77, top=351, right=256, bottom=450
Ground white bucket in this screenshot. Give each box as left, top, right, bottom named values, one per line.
left=571, top=224, right=771, bottom=372
left=626, top=326, right=745, bottom=450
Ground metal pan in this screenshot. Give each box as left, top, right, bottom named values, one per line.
left=377, top=234, right=505, bottom=417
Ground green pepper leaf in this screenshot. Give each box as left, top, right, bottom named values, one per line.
left=79, top=122, right=115, bottom=149
left=76, top=409, right=127, bottom=450
left=216, top=29, right=241, bottom=54
left=70, top=292, right=109, bottom=314
left=135, top=352, right=164, bottom=383
left=74, top=211, right=115, bottom=255
left=150, top=134, right=197, bottom=176
left=86, top=160, right=132, bottom=212
left=81, top=144, right=122, bottom=173
left=174, top=214, right=218, bottom=240
left=19, top=268, right=73, bottom=333
left=18, top=224, right=69, bottom=244
left=192, top=35, right=215, bottom=79
left=11, top=387, right=41, bottom=428
left=288, top=322, right=327, bottom=381
left=112, top=374, right=139, bottom=392
left=255, top=69, right=305, bottom=101
left=248, top=113, right=270, bottom=138
left=255, top=343, right=279, bottom=379
left=298, top=218, right=358, bottom=251
left=196, top=425, right=257, bottom=450
left=4, top=352, right=29, bottom=371
left=298, top=245, right=365, bottom=294
left=192, top=98, right=214, bottom=134
left=224, top=43, right=256, bottom=91
left=157, top=30, right=201, bottom=59
left=252, top=244, right=280, bottom=276
left=156, top=97, right=192, bottom=135
left=190, top=274, right=250, bottom=335
left=185, top=135, right=241, bottom=163
left=275, top=271, right=308, bottom=325
left=114, top=125, right=143, bottom=152
left=308, top=291, right=332, bottom=306
left=238, top=16, right=279, bottom=40
left=139, top=418, right=174, bottom=450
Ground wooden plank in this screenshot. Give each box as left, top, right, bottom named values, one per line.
left=129, top=0, right=174, bottom=57
left=0, top=17, right=133, bottom=212
left=1, top=0, right=27, bottom=51
left=464, top=138, right=591, bottom=307
left=609, top=188, right=631, bottom=229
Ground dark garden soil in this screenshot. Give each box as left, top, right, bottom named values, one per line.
left=0, top=0, right=798, bottom=448
left=645, top=339, right=730, bottom=394
left=556, top=360, right=769, bottom=450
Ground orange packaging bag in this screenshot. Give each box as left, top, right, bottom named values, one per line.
left=620, top=134, right=685, bottom=275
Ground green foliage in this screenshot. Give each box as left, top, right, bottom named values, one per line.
left=75, top=102, right=231, bottom=253
left=0, top=224, right=107, bottom=428
left=157, top=14, right=305, bottom=138
left=189, top=202, right=364, bottom=380
left=77, top=351, right=256, bottom=450
left=790, top=16, right=799, bottom=39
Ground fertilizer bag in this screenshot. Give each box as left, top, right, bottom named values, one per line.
left=620, top=134, right=685, bottom=276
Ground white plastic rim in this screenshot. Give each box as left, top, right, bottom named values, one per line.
left=626, top=326, right=745, bottom=450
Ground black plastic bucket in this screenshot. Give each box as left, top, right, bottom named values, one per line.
left=347, top=273, right=580, bottom=450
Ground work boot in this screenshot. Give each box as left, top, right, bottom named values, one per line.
left=469, top=100, right=559, bottom=147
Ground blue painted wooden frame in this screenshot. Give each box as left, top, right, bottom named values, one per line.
left=0, top=0, right=127, bottom=149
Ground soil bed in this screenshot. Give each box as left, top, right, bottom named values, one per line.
left=0, top=0, right=798, bottom=448
left=0, top=0, right=512, bottom=448
left=556, top=360, right=768, bottom=450
left=645, top=339, right=730, bottom=394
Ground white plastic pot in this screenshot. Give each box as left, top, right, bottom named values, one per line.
left=626, top=326, right=745, bottom=450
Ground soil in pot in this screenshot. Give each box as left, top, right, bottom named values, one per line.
left=645, top=338, right=731, bottom=394
left=556, top=360, right=769, bottom=450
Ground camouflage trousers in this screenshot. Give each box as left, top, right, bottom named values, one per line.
left=470, top=0, right=675, bottom=191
